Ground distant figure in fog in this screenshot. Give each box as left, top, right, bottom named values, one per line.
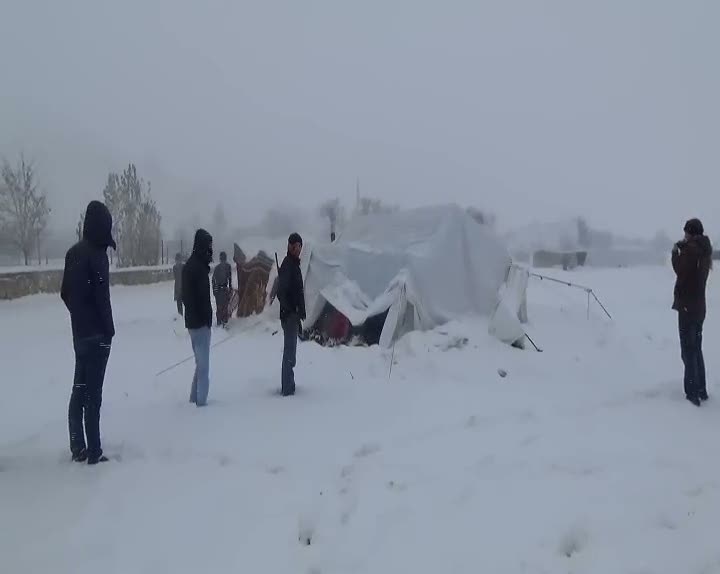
left=672, top=218, right=713, bottom=407
left=61, top=201, right=116, bottom=465
left=173, top=252, right=184, bottom=317
left=212, top=251, right=232, bottom=327
left=182, top=229, right=214, bottom=407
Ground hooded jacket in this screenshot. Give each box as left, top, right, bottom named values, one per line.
left=61, top=201, right=116, bottom=340
left=672, top=234, right=713, bottom=318
left=182, top=229, right=213, bottom=329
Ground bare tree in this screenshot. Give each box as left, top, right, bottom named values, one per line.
left=213, top=202, right=227, bottom=234
left=577, top=217, right=591, bottom=248
left=76, top=211, right=85, bottom=241
left=103, top=163, right=162, bottom=267
left=319, top=198, right=344, bottom=241
left=262, top=206, right=298, bottom=238
left=0, top=155, right=51, bottom=265
left=466, top=207, right=496, bottom=227
left=358, top=197, right=396, bottom=216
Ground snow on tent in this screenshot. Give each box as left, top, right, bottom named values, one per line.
left=301, top=204, right=528, bottom=348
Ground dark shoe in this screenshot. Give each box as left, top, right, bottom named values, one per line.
left=71, top=449, right=88, bottom=463
left=686, top=395, right=702, bottom=407
left=699, top=392, right=709, bottom=402
left=87, top=455, right=110, bottom=465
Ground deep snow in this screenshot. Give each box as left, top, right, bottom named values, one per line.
left=1, top=265, right=719, bottom=573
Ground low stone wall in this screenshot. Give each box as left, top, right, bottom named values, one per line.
left=0, top=267, right=172, bottom=300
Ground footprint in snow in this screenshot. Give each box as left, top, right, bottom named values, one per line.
left=340, top=464, right=354, bottom=479
left=354, top=443, right=382, bottom=459
left=558, top=525, right=589, bottom=558
left=298, top=515, right=315, bottom=547
left=387, top=480, right=408, bottom=492
left=655, top=513, right=678, bottom=531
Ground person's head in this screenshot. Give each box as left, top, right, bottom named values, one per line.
left=219, top=251, right=227, bottom=263
left=193, top=229, right=213, bottom=264
left=175, top=252, right=183, bottom=263
left=288, top=232, right=303, bottom=258
left=684, top=218, right=704, bottom=241
left=83, top=200, right=117, bottom=250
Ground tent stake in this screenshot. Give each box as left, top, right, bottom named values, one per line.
left=525, top=333, right=543, bottom=353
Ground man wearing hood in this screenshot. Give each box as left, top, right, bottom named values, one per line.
left=277, top=233, right=306, bottom=396
left=182, top=229, right=214, bottom=406
left=672, top=218, right=713, bottom=406
left=61, top=200, right=116, bottom=465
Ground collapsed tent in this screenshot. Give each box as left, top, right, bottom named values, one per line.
left=302, top=204, right=527, bottom=347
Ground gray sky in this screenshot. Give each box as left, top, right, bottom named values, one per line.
left=1, top=0, right=718, bottom=239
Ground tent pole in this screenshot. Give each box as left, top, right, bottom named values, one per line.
left=587, top=290, right=590, bottom=320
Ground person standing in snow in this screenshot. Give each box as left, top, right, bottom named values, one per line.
left=61, top=200, right=116, bottom=465
left=672, top=218, right=713, bottom=406
left=277, top=233, right=306, bottom=396
left=182, top=229, right=214, bottom=407
left=173, top=252, right=184, bottom=317
left=212, top=251, right=232, bottom=327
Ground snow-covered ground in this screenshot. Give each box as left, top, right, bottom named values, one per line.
left=1, top=265, right=718, bottom=573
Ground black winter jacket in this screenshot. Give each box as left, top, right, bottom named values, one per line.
left=277, top=253, right=306, bottom=322
left=183, top=230, right=213, bottom=329
left=212, top=261, right=232, bottom=293
left=672, top=235, right=713, bottom=318
left=61, top=201, right=116, bottom=341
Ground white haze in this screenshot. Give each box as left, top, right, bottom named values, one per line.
left=1, top=0, right=718, bottom=241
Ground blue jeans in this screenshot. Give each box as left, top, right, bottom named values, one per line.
left=679, top=311, right=706, bottom=399
left=189, top=327, right=211, bottom=406
left=69, top=336, right=112, bottom=460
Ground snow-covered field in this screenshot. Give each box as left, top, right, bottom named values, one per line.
left=1, top=265, right=718, bottom=574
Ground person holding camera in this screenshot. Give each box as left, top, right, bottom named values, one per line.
left=672, top=218, right=713, bottom=406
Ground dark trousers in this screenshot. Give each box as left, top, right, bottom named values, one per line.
left=69, top=336, right=111, bottom=459
left=281, top=314, right=298, bottom=396
left=176, top=300, right=184, bottom=316
left=215, top=288, right=229, bottom=326
left=679, top=311, right=706, bottom=399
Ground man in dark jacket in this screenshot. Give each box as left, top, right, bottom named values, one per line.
left=182, top=229, right=214, bottom=406
left=173, top=252, right=184, bottom=316
left=61, top=200, right=116, bottom=464
left=672, top=218, right=713, bottom=406
left=277, top=232, right=306, bottom=396
left=212, top=251, right=232, bottom=327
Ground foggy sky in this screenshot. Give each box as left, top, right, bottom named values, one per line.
left=1, top=0, right=718, bottom=239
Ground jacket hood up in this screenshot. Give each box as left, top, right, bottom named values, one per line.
left=687, top=234, right=713, bottom=261
left=83, top=201, right=117, bottom=250
left=192, top=228, right=213, bottom=265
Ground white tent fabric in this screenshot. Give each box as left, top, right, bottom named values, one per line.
left=303, top=204, right=522, bottom=346
left=488, top=264, right=529, bottom=345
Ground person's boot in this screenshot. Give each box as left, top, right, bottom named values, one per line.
left=71, top=448, right=88, bottom=463
left=686, top=395, right=702, bottom=407
left=699, top=392, right=709, bottom=402
left=88, top=455, right=110, bottom=465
